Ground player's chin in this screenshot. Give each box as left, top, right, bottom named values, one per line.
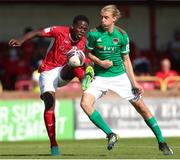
left=101, top=25, right=108, bottom=29
left=77, top=34, right=84, bottom=39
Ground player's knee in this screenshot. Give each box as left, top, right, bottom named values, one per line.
left=80, top=98, right=92, bottom=111
left=80, top=100, right=93, bottom=116
left=80, top=99, right=87, bottom=110
left=42, top=92, right=55, bottom=110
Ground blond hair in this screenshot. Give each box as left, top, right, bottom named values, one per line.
left=101, top=5, right=121, bottom=22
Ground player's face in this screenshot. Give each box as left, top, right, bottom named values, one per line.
left=72, top=21, right=89, bottom=40
left=100, top=11, right=116, bottom=29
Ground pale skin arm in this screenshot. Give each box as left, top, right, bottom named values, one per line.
left=9, top=30, right=42, bottom=47
left=122, top=54, right=144, bottom=94
left=86, top=50, right=113, bottom=69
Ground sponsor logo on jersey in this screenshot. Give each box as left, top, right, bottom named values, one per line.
left=104, top=46, right=115, bottom=52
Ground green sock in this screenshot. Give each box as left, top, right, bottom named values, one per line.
left=145, top=117, right=165, bottom=143
left=89, top=110, right=112, bottom=135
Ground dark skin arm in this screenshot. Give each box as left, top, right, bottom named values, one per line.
left=9, top=30, right=42, bottom=47
left=9, top=30, right=84, bottom=82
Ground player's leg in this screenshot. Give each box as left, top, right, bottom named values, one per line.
left=81, top=93, right=113, bottom=135
left=60, top=64, right=75, bottom=81
left=111, top=73, right=173, bottom=155
left=73, top=65, right=94, bottom=91
left=39, top=68, right=62, bottom=156
left=41, top=91, right=59, bottom=155
left=130, top=99, right=173, bottom=155
left=60, top=59, right=94, bottom=91
left=81, top=65, right=94, bottom=91
left=73, top=66, right=85, bottom=81
left=81, top=58, right=94, bottom=91
left=80, top=77, right=118, bottom=150
left=60, top=63, right=87, bottom=83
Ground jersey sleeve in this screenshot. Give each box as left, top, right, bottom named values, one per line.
left=40, top=26, right=60, bottom=37
left=85, top=31, right=96, bottom=51
left=121, top=33, right=130, bottom=55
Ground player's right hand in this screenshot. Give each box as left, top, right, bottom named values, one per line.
left=100, top=60, right=113, bottom=69
left=8, top=39, right=23, bottom=47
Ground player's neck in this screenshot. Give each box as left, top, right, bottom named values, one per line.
left=103, top=24, right=114, bottom=33
left=69, top=33, right=79, bottom=43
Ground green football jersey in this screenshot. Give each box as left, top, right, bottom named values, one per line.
left=86, top=26, right=130, bottom=77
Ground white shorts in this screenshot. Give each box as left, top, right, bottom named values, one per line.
left=85, top=73, right=140, bottom=102
left=39, top=66, right=70, bottom=95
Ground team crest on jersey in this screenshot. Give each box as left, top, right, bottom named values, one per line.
left=113, top=38, right=119, bottom=44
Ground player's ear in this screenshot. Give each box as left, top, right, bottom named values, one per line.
left=113, top=16, right=116, bottom=23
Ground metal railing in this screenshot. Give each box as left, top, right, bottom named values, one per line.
left=71, top=75, right=180, bottom=92
left=136, top=76, right=180, bottom=92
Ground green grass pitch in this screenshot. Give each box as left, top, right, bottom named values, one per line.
left=0, top=137, right=179, bottom=159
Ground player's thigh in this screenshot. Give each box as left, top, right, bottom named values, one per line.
left=39, top=67, right=61, bottom=94
left=84, top=76, right=108, bottom=100
left=110, top=73, right=139, bottom=101
left=58, top=65, right=73, bottom=87
left=60, top=64, right=75, bottom=80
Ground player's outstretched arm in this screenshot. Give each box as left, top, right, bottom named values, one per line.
left=9, top=30, right=42, bottom=47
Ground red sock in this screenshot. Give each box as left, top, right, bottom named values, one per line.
left=44, top=110, right=57, bottom=147
left=73, top=66, right=85, bottom=81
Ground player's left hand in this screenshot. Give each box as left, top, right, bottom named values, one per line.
left=9, top=39, right=23, bottom=47
left=132, top=83, right=144, bottom=95
left=99, top=60, right=113, bottom=69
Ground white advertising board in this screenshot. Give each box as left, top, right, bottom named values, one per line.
left=75, top=98, right=180, bottom=139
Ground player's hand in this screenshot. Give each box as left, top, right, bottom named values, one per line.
left=99, top=60, right=113, bottom=69
left=8, top=39, right=23, bottom=47
left=132, top=83, right=144, bottom=95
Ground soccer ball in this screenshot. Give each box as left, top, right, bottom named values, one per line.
left=67, top=48, right=85, bottom=67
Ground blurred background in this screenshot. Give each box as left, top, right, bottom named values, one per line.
left=0, top=0, right=180, bottom=142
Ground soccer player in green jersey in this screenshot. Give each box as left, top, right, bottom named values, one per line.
left=80, top=5, right=173, bottom=155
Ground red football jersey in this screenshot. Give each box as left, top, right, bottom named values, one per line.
left=155, top=70, right=178, bottom=87
left=38, top=26, right=86, bottom=72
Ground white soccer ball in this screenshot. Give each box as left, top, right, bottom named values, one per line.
left=67, top=48, right=85, bottom=67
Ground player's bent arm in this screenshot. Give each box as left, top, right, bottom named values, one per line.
left=86, top=51, right=112, bottom=69
left=9, top=31, right=42, bottom=47
left=86, top=52, right=101, bottom=65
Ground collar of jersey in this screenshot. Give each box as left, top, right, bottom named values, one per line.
left=69, top=33, right=79, bottom=43
left=103, top=26, right=116, bottom=36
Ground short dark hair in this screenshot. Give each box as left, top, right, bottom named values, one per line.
left=73, top=15, right=89, bottom=25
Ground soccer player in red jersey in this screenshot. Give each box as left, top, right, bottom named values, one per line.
left=9, top=15, right=91, bottom=156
